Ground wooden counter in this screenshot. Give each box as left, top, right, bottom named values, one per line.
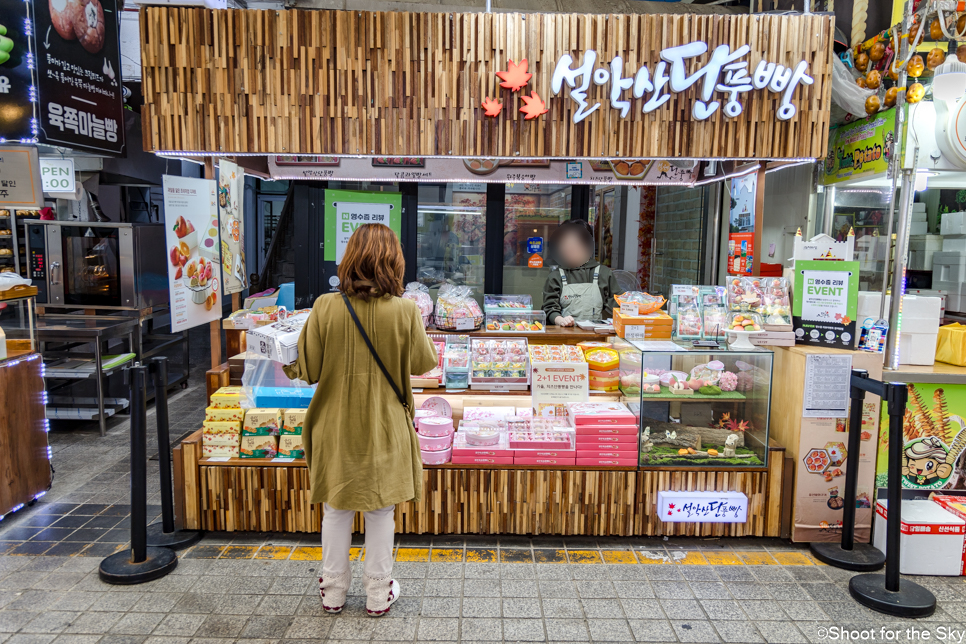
left=0, top=353, right=50, bottom=515
left=885, top=361, right=966, bottom=384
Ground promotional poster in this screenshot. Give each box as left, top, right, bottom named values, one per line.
left=218, top=159, right=247, bottom=295
left=727, top=173, right=756, bottom=275
left=0, top=0, right=36, bottom=141
left=163, top=176, right=221, bottom=332
left=792, top=260, right=859, bottom=348
left=324, top=190, right=402, bottom=265
left=34, top=0, right=125, bottom=154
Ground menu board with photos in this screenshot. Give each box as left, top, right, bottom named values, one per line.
left=34, top=0, right=125, bottom=154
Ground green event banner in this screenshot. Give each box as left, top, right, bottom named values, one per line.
left=324, top=190, right=402, bottom=264
left=792, top=260, right=859, bottom=348
left=821, top=107, right=897, bottom=185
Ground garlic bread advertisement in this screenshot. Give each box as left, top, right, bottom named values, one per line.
left=162, top=176, right=221, bottom=332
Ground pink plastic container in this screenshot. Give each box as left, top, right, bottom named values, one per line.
left=450, top=455, right=515, bottom=465
left=514, top=456, right=577, bottom=466
left=420, top=447, right=452, bottom=465
left=574, top=424, right=639, bottom=436
left=576, top=457, right=638, bottom=466
left=418, top=416, right=454, bottom=436
left=576, top=449, right=638, bottom=458
left=418, top=432, right=454, bottom=452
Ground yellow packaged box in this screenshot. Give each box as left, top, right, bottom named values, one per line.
left=202, top=420, right=242, bottom=435
left=205, top=407, right=245, bottom=422
left=240, top=435, right=278, bottom=459
left=209, top=386, right=246, bottom=409
left=282, top=409, right=307, bottom=435
left=203, top=433, right=241, bottom=446
left=937, top=323, right=966, bottom=366
left=202, top=444, right=239, bottom=458
left=244, top=409, right=283, bottom=436
left=278, top=434, right=305, bottom=458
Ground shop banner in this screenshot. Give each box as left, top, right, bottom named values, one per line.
left=793, top=351, right=882, bottom=543
left=218, top=159, right=246, bottom=295
left=34, top=0, right=125, bottom=154
left=162, top=175, right=221, bottom=332
left=531, top=362, right=589, bottom=420
left=0, top=0, right=37, bottom=142
left=875, top=382, right=966, bottom=491
left=727, top=173, right=756, bottom=275
left=324, top=190, right=402, bottom=265
left=271, top=156, right=700, bottom=187
left=0, top=147, right=43, bottom=207
left=822, top=107, right=896, bottom=185
left=792, top=260, right=859, bottom=348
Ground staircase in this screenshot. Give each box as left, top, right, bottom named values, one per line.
left=255, top=183, right=296, bottom=292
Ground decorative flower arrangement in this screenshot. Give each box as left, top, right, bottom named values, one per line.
left=718, top=371, right=738, bottom=392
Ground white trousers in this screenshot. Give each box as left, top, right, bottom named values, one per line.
left=321, top=503, right=395, bottom=581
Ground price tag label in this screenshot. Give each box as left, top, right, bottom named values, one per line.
left=619, top=302, right=639, bottom=317
left=273, top=458, right=296, bottom=463
left=454, top=318, right=475, bottom=331
left=206, top=457, right=231, bottom=462
left=624, top=327, right=649, bottom=341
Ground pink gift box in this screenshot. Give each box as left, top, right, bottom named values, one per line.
left=451, top=456, right=515, bottom=465
left=418, top=417, right=454, bottom=436
left=508, top=431, right=575, bottom=450
left=514, top=456, right=577, bottom=466
left=576, top=435, right=639, bottom=446
left=463, top=406, right=517, bottom=421
left=452, top=432, right=513, bottom=457
left=576, top=449, right=639, bottom=458
left=514, top=449, right=577, bottom=458
left=576, top=457, right=638, bottom=466
left=417, top=432, right=454, bottom=451
left=574, top=424, right=639, bottom=435
left=452, top=446, right=515, bottom=458
left=420, top=447, right=452, bottom=464
left=565, top=402, right=636, bottom=426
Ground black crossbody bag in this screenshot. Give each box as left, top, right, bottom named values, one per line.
left=341, top=293, right=412, bottom=418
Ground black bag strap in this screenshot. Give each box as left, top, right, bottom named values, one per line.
left=342, top=293, right=410, bottom=414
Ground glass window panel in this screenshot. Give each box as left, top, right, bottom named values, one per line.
left=416, top=183, right=486, bottom=303
left=502, top=185, right=571, bottom=309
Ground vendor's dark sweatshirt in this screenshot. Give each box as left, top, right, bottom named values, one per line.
left=542, top=260, right=622, bottom=325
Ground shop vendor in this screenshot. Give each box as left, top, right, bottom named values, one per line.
left=542, top=220, right=622, bottom=327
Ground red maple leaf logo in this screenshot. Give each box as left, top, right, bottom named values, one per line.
left=668, top=510, right=673, bottom=516
left=519, top=92, right=548, bottom=120
left=496, top=59, right=532, bottom=92
left=668, top=503, right=675, bottom=509
left=481, top=97, right=503, bottom=117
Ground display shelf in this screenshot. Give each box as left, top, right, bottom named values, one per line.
left=631, top=386, right=747, bottom=402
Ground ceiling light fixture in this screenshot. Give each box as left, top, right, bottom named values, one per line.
left=932, top=56, right=966, bottom=102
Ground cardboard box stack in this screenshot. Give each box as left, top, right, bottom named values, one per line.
left=613, top=310, right=672, bottom=340
left=278, top=409, right=306, bottom=458
left=855, top=293, right=942, bottom=364
left=874, top=499, right=966, bottom=576
left=566, top=401, right=639, bottom=466
left=241, top=409, right=282, bottom=458
left=209, top=386, right=247, bottom=409
left=203, top=387, right=245, bottom=458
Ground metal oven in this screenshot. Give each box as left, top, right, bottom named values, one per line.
left=26, top=221, right=168, bottom=310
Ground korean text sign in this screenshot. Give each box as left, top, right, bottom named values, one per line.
left=792, top=260, right=859, bottom=348
left=324, top=190, right=402, bottom=265
left=531, top=362, right=589, bottom=416
left=822, top=108, right=896, bottom=185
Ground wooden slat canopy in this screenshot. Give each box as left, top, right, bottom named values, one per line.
left=140, top=8, right=833, bottom=159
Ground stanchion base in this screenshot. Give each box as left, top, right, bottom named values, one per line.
left=146, top=522, right=204, bottom=550
left=849, top=574, right=937, bottom=617
left=99, top=547, right=178, bottom=585
left=810, top=542, right=885, bottom=572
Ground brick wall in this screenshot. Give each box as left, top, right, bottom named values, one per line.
left=651, top=186, right=706, bottom=295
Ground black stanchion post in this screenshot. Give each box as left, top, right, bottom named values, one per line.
left=810, top=369, right=885, bottom=571
left=146, top=357, right=202, bottom=550
left=99, top=364, right=179, bottom=584
left=849, top=381, right=936, bottom=617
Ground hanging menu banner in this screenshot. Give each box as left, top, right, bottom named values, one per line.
left=162, top=175, right=221, bottom=332
left=218, top=159, right=246, bottom=295
left=0, top=0, right=37, bottom=142
left=793, top=260, right=860, bottom=348
left=34, top=0, right=125, bottom=154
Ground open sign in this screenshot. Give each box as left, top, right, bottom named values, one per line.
left=40, top=159, right=75, bottom=193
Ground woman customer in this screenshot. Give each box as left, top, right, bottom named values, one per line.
left=542, top=219, right=621, bottom=327
left=284, top=223, right=438, bottom=617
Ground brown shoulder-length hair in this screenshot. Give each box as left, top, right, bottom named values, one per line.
left=337, top=223, right=405, bottom=301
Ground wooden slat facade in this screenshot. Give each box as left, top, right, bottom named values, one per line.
left=140, top=8, right=833, bottom=159
left=175, top=431, right=787, bottom=536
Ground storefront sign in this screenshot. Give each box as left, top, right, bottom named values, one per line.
left=218, top=159, right=246, bottom=295
left=822, top=107, right=896, bottom=185
left=657, top=491, right=748, bottom=523
left=551, top=45, right=812, bottom=124
left=34, top=0, right=125, bottom=154
left=527, top=237, right=543, bottom=253
left=162, top=175, right=221, bottom=332
left=531, top=362, right=589, bottom=419
left=40, top=158, right=74, bottom=193
left=324, top=190, right=401, bottom=265
left=0, top=146, right=42, bottom=207
left=0, top=0, right=37, bottom=142
left=727, top=173, right=756, bottom=275
left=876, top=382, right=966, bottom=490
left=527, top=254, right=543, bottom=268
left=792, top=260, right=859, bottom=348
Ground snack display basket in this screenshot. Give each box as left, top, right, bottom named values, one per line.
left=485, top=310, right=546, bottom=333
left=469, top=337, right=530, bottom=391
left=483, top=294, right=532, bottom=313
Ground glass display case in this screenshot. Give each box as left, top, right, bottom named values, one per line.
left=0, top=292, right=36, bottom=360
left=483, top=294, right=532, bottom=312
left=469, top=337, right=530, bottom=391
left=485, top=310, right=546, bottom=332
left=613, top=338, right=773, bottom=469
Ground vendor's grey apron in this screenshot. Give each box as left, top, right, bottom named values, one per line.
left=560, top=266, right=603, bottom=320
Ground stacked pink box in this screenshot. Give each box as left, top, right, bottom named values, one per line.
left=565, top=402, right=639, bottom=466
left=509, top=419, right=576, bottom=465
left=417, top=416, right=454, bottom=464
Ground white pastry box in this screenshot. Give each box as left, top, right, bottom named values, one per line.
left=941, top=211, right=966, bottom=236
left=873, top=500, right=965, bottom=576
left=855, top=293, right=941, bottom=364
